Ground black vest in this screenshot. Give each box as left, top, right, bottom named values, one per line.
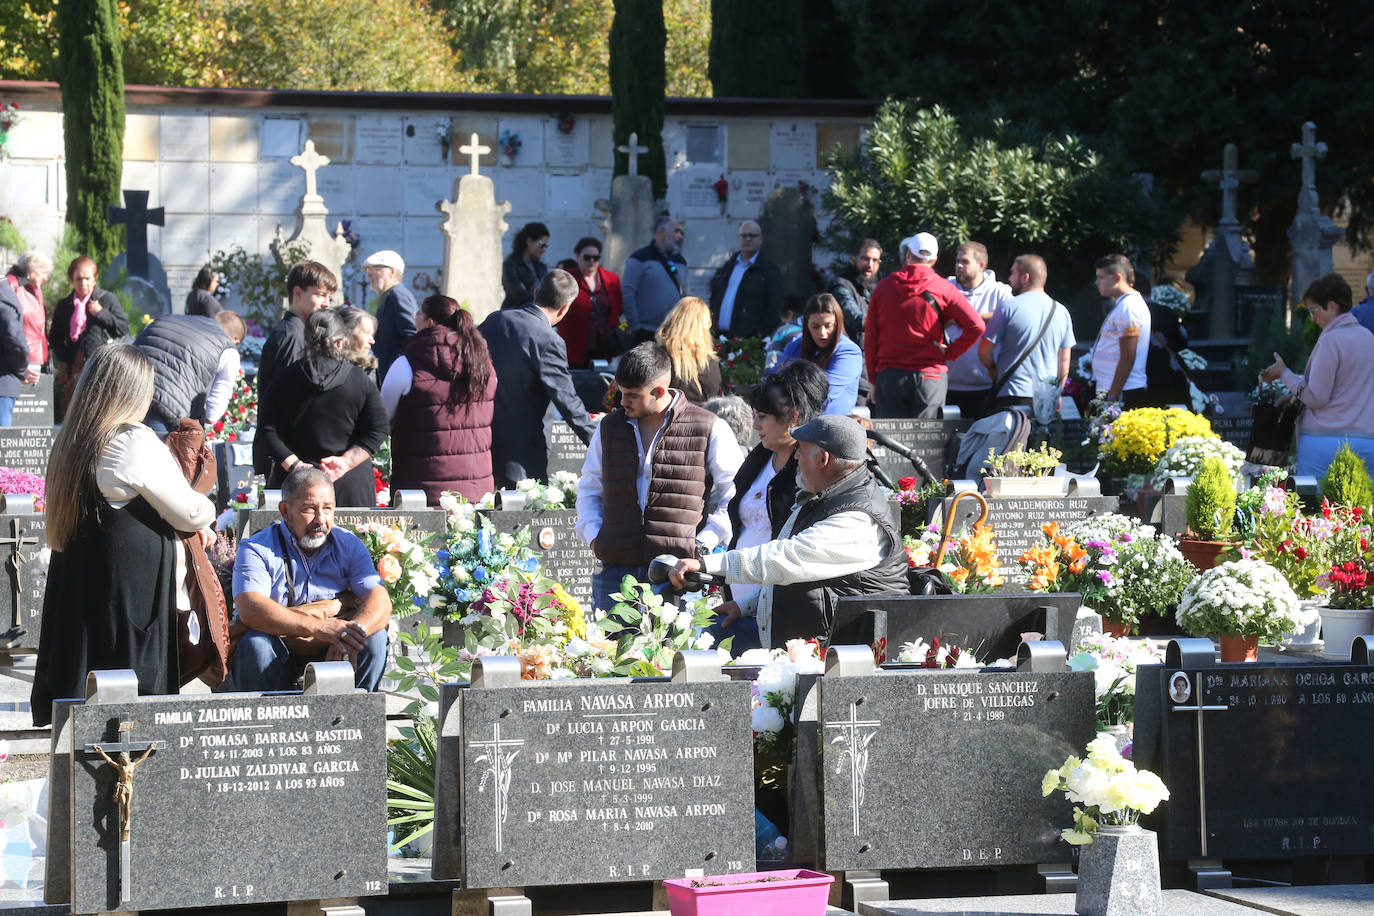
left=135, top=314, right=233, bottom=425
left=769, top=468, right=910, bottom=647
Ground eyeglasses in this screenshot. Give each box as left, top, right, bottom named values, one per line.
left=580, top=253, right=601, bottom=262
left=537, top=241, right=549, bottom=249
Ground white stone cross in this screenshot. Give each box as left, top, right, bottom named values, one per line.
left=617, top=131, right=649, bottom=176
left=1290, top=122, right=1328, bottom=195
left=290, top=139, right=330, bottom=199
left=459, top=132, right=490, bottom=177
left=1201, top=143, right=1258, bottom=227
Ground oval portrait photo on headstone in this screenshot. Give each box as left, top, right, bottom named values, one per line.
left=1169, top=671, right=1192, bottom=704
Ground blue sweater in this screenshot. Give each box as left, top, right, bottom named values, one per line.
left=778, top=334, right=863, bottom=415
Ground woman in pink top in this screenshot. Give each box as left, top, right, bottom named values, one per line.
left=1261, top=273, right=1374, bottom=476
left=4, top=251, right=49, bottom=372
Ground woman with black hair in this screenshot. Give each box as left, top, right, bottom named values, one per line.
left=381, top=295, right=497, bottom=505
left=777, top=293, right=863, bottom=415
left=501, top=222, right=550, bottom=310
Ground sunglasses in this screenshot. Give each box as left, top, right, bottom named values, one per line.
left=580, top=253, right=601, bottom=262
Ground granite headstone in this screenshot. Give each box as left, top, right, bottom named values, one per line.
left=212, top=440, right=255, bottom=514
left=437, top=135, right=511, bottom=323
left=866, top=418, right=965, bottom=483
left=928, top=495, right=1123, bottom=576
left=239, top=507, right=447, bottom=542
left=0, top=512, right=46, bottom=650
left=1207, top=392, right=1254, bottom=453
left=478, top=509, right=594, bottom=611
left=546, top=420, right=590, bottom=477
left=13, top=374, right=54, bottom=426
left=0, top=426, right=57, bottom=476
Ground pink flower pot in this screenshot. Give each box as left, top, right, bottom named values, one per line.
left=663, top=869, right=835, bottom=916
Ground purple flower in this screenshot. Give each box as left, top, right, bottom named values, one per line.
left=1118, top=533, right=1134, bottom=543
left=1097, top=570, right=1114, bottom=585
left=1085, top=539, right=1110, bottom=551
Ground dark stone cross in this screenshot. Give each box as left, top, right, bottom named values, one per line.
left=0, top=518, right=38, bottom=627
left=106, top=190, right=165, bottom=280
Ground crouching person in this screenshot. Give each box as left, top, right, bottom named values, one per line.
left=232, top=466, right=392, bottom=691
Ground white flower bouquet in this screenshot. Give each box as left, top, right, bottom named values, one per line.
left=1068, top=634, right=1164, bottom=727
left=1150, top=435, right=1245, bottom=491
left=1150, top=284, right=1191, bottom=318
left=1042, top=736, right=1170, bottom=844
left=1064, top=513, right=1194, bottom=630
left=511, top=471, right=581, bottom=510
left=1176, top=558, right=1303, bottom=642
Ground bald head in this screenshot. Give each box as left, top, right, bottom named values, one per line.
left=738, top=221, right=762, bottom=258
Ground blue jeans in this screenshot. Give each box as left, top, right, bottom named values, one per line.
left=1296, top=434, right=1374, bottom=479
left=592, top=564, right=648, bottom=614
left=0, top=396, right=14, bottom=426
left=705, top=614, right=761, bottom=657
left=232, top=627, right=389, bottom=692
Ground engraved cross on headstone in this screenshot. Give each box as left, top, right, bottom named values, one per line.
left=823, top=699, right=880, bottom=837
left=470, top=722, right=524, bottom=852
left=82, top=722, right=162, bottom=904
left=106, top=190, right=165, bottom=280
left=0, top=518, right=38, bottom=627
left=459, top=133, right=490, bottom=177
left=1291, top=122, right=1328, bottom=195
left=1201, top=143, right=1258, bottom=228
left=1168, top=671, right=1228, bottom=856
left=290, top=139, right=330, bottom=199
left=617, top=132, right=649, bottom=177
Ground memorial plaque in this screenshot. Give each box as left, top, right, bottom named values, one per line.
left=547, top=420, right=590, bottom=476
left=0, top=425, right=57, bottom=476
left=1145, top=661, right=1374, bottom=860
left=212, top=441, right=255, bottom=514
left=0, top=512, right=47, bottom=651
left=1147, top=493, right=1188, bottom=539
left=818, top=668, right=1094, bottom=870
left=68, top=690, right=386, bottom=913
left=239, top=507, right=447, bottom=541
left=479, top=509, right=594, bottom=611
left=435, top=677, right=755, bottom=887
left=867, top=418, right=966, bottom=482
left=1209, top=393, right=1254, bottom=452
left=929, top=495, right=1124, bottom=576
left=13, top=374, right=54, bottom=426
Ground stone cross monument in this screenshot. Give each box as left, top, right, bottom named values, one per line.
left=106, top=189, right=172, bottom=315
left=272, top=139, right=353, bottom=306
left=1186, top=143, right=1259, bottom=338
left=436, top=133, right=510, bottom=322
left=594, top=132, right=655, bottom=276
left=1286, top=122, right=1345, bottom=305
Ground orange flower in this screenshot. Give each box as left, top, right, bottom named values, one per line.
left=1042, top=521, right=1061, bottom=539
left=949, top=566, right=970, bottom=585
left=377, top=554, right=402, bottom=583
left=519, top=644, right=556, bottom=680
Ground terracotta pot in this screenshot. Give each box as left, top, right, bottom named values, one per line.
left=1178, top=538, right=1236, bottom=572
left=1102, top=620, right=1132, bottom=638
left=1219, top=633, right=1260, bottom=662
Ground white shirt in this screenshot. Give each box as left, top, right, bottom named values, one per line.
left=1092, top=291, right=1150, bottom=393
left=203, top=348, right=241, bottom=424
left=718, top=253, right=756, bottom=332
left=380, top=356, right=414, bottom=421
left=728, top=458, right=780, bottom=608
left=574, top=393, right=744, bottom=550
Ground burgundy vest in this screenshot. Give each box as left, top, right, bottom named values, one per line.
left=391, top=325, right=496, bottom=505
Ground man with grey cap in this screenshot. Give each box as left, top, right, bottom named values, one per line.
left=669, top=415, right=909, bottom=648
left=363, top=249, right=418, bottom=381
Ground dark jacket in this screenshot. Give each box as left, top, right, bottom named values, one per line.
left=708, top=253, right=785, bottom=339
left=595, top=398, right=717, bottom=566
left=480, top=303, right=595, bottom=485
left=391, top=325, right=498, bottom=505
left=726, top=444, right=798, bottom=548
left=48, top=287, right=127, bottom=367
left=770, top=467, right=910, bottom=647
left=0, top=282, right=28, bottom=400
left=672, top=359, right=722, bottom=405
left=501, top=255, right=547, bottom=311
left=621, top=244, right=686, bottom=334
left=254, top=312, right=307, bottom=474
left=185, top=288, right=223, bottom=318
left=374, top=283, right=418, bottom=382
left=135, top=314, right=234, bottom=426
left=259, top=355, right=389, bottom=508
left=827, top=264, right=878, bottom=344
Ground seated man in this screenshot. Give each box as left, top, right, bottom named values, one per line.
left=232, top=467, right=392, bottom=691
left=669, top=415, right=909, bottom=649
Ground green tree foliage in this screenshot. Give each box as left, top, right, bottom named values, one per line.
left=709, top=0, right=805, bottom=97
left=1320, top=443, right=1374, bottom=510
left=427, top=0, right=609, bottom=94
left=822, top=103, right=1178, bottom=301
left=664, top=0, right=711, bottom=97
left=609, top=0, right=668, bottom=199
left=56, top=0, right=125, bottom=269
left=0, top=1, right=58, bottom=78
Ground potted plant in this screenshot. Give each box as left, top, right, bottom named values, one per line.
left=1177, top=456, right=1239, bottom=571
left=1042, top=736, right=1170, bottom=916
left=1319, top=559, right=1374, bottom=659
left=1176, top=558, right=1304, bottom=661
left=1150, top=435, right=1245, bottom=492
left=983, top=442, right=1065, bottom=497
left=1097, top=406, right=1216, bottom=481
left=663, top=869, right=835, bottom=916
left=1319, top=442, right=1374, bottom=509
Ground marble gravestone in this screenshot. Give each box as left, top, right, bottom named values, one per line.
left=0, top=512, right=47, bottom=651
left=866, top=418, right=966, bottom=484
left=594, top=133, right=655, bottom=278
left=50, top=665, right=386, bottom=914
left=13, top=374, right=55, bottom=426
left=928, top=494, right=1124, bottom=577
left=437, top=134, right=511, bottom=322
left=546, top=420, right=591, bottom=476
left=432, top=654, right=755, bottom=889
left=238, top=506, right=447, bottom=542
left=758, top=185, right=817, bottom=300
left=1185, top=144, right=1258, bottom=339
left=0, top=425, right=57, bottom=476
left=478, top=509, right=595, bottom=611
left=1286, top=123, right=1345, bottom=306
left=272, top=140, right=353, bottom=307
left=815, top=647, right=1095, bottom=872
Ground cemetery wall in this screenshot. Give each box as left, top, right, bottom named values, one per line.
left=0, top=82, right=874, bottom=313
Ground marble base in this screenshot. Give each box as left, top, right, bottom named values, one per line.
left=1074, top=826, right=1161, bottom=916
left=858, top=889, right=1257, bottom=915
left=1206, top=884, right=1374, bottom=915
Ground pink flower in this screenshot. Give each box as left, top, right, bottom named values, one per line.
left=1263, top=486, right=1287, bottom=515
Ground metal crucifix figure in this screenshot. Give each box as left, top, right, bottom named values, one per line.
left=91, top=743, right=155, bottom=843
left=84, top=724, right=161, bottom=904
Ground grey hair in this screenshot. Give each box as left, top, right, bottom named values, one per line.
left=281, top=466, right=333, bottom=503
left=704, top=395, right=752, bottom=448
left=1365, top=271, right=1374, bottom=298
left=653, top=214, right=676, bottom=234
left=831, top=456, right=866, bottom=476
left=16, top=250, right=51, bottom=278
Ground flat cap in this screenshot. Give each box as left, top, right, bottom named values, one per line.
left=791, top=415, right=869, bottom=461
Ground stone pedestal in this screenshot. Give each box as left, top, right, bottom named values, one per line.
left=1075, top=825, right=1162, bottom=916
left=595, top=173, right=654, bottom=278
left=273, top=140, right=352, bottom=306
left=437, top=173, right=510, bottom=322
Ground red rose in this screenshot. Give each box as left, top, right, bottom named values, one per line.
left=1294, top=545, right=1308, bottom=560
left=898, top=476, right=918, bottom=491
left=213, top=420, right=224, bottom=433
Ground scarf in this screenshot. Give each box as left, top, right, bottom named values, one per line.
left=70, top=291, right=93, bottom=342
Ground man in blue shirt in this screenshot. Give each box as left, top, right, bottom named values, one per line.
left=232, top=467, right=392, bottom=691
left=1352, top=271, right=1374, bottom=336
left=978, top=254, right=1075, bottom=414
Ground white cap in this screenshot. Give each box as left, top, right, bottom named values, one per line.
left=362, top=249, right=405, bottom=273
left=899, top=231, right=939, bottom=262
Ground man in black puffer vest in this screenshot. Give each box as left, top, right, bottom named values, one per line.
left=135, top=310, right=246, bottom=436
left=670, top=414, right=908, bottom=649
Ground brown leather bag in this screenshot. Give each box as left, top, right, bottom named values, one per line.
left=164, top=419, right=232, bottom=687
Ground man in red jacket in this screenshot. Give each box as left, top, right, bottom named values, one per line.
left=864, top=232, right=985, bottom=418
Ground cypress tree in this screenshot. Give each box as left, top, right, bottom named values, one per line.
left=708, top=0, right=807, bottom=98
left=609, top=0, right=667, bottom=201
left=56, top=0, right=126, bottom=269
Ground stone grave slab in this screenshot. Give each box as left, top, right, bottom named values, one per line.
left=0, top=426, right=57, bottom=476
left=831, top=593, right=1083, bottom=664
left=857, top=889, right=1263, bottom=915
left=1209, top=392, right=1254, bottom=453
left=1206, top=884, right=1374, bottom=916
left=1147, top=492, right=1188, bottom=539
left=0, top=512, right=47, bottom=651
left=547, top=420, right=590, bottom=476
left=867, top=418, right=966, bottom=483
left=817, top=666, right=1095, bottom=871
left=1136, top=656, right=1374, bottom=862
left=65, top=685, right=386, bottom=913
left=478, top=509, right=594, bottom=611
left=929, top=494, right=1125, bottom=576
left=14, top=374, right=54, bottom=426
left=239, top=506, right=447, bottom=542
left=433, top=669, right=755, bottom=888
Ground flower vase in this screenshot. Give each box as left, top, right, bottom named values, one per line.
left=1177, top=538, right=1233, bottom=572
left=1097, top=725, right=1130, bottom=756
left=1318, top=607, right=1374, bottom=659
left=1279, top=599, right=1324, bottom=650
left=1219, top=633, right=1259, bottom=662
left=1075, top=824, right=1162, bottom=916
left=1101, top=620, right=1131, bottom=638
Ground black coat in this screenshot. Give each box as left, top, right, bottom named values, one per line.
left=501, top=255, right=547, bottom=311
left=47, top=287, right=127, bottom=368
left=259, top=356, right=390, bottom=507
left=253, top=312, right=307, bottom=473
left=0, top=283, right=29, bottom=399
left=185, top=288, right=223, bottom=318
left=708, top=253, right=785, bottom=339
left=480, top=304, right=595, bottom=485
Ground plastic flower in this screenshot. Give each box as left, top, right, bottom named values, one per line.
left=377, top=554, right=402, bottom=583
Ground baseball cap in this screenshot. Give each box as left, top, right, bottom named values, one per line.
left=362, top=249, right=405, bottom=272
left=790, top=415, right=869, bottom=462
left=900, top=231, right=939, bottom=261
